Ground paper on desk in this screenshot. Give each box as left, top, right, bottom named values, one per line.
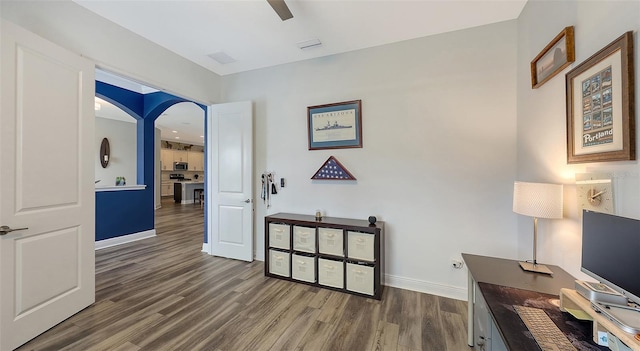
left=565, top=308, right=593, bottom=321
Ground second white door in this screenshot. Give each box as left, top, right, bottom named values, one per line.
left=206, top=101, right=253, bottom=261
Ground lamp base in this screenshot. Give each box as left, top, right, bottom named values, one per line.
left=519, top=261, right=553, bottom=275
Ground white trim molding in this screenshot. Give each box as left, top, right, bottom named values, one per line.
left=95, top=229, right=156, bottom=250
left=247, top=258, right=467, bottom=300
left=95, top=185, right=147, bottom=192
left=384, top=274, right=467, bottom=301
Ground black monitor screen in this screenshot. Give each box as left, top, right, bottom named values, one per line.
left=581, top=210, right=640, bottom=305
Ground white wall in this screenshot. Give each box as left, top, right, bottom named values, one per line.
left=516, top=1, right=640, bottom=279
left=95, top=117, right=137, bottom=186
left=0, top=0, right=221, bottom=105
left=223, top=21, right=519, bottom=300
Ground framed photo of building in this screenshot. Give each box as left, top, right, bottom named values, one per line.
left=308, top=100, right=362, bottom=150
left=531, top=26, right=575, bottom=89
left=566, top=31, right=635, bottom=164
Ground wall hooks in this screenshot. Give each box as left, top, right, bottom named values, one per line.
left=261, top=172, right=279, bottom=208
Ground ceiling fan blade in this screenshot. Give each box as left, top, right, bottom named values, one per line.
left=267, top=0, right=293, bottom=21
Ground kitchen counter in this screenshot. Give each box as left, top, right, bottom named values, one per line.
left=174, top=182, right=204, bottom=204
left=95, top=185, right=146, bottom=192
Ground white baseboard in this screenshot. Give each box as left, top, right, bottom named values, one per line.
left=202, top=243, right=210, bottom=254
left=95, top=229, right=156, bottom=250
left=384, top=274, right=467, bottom=301
left=249, top=258, right=467, bottom=300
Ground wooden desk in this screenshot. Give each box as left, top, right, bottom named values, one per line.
left=462, top=253, right=607, bottom=350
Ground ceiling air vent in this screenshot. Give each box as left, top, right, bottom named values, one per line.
left=207, top=51, right=237, bottom=65
left=297, top=39, right=322, bottom=50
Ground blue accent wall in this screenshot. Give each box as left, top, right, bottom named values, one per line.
left=95, top=190, right=151, bottom=241
left=95, top=82, right=206, bottom=243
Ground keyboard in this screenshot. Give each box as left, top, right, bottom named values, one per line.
left=513, top=305, right=577, bottom=351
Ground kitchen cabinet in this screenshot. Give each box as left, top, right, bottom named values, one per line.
left=161, top=182, right=173, bottom=196
left=172, top=150, right=188, bottom=163
left=160, top=149, right=173, bottom=170
left=188, top=151, right=204, bottom=171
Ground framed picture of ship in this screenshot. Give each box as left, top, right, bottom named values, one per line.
left=308, top=100, right=362, bottom=150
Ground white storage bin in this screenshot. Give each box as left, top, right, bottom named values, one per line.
left=347, top=231, right=375, bottom=261
left=269, top=223, right=290, bottom=249
left=292, top=254, right=316, bottom=283
left=293, top=226, right=316, bottom=253
left=269, top=249, right=290, bottom=277
left=318, top=228, right=344, bottom=256
left=346, top=263, right=374, bottom=295
left=318, top=258, right=344, bottom=289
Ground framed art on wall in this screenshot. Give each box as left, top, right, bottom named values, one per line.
left=566, top=31, right=635, bottom=164
left=531, top=26, right=575, bottom=89
left=308, top=100, right=362, bottom=150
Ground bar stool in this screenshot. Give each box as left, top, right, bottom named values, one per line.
left=194, top=189, right=204, bottom=207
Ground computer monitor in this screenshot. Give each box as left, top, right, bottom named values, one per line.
left=581, top=210, right=640, bottom=306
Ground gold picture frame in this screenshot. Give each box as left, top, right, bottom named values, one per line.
left=531, top=26, right=575, bottom=89
left=566, top=31, right=635, bottom=164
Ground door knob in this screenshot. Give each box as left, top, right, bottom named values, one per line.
left=0, top=225, right=28, bottom=235
left=244, top=199, right=251, bottom=203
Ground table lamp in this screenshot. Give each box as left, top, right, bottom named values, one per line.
left=513, top=181, right=563, bottom=274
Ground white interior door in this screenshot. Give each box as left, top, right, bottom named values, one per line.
left=0, top=21, right=95, bottom=350
left=207, top=101, right=253, bottom=261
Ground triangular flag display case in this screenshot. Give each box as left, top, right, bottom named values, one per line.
left=311, top=156, right=356, bottom=180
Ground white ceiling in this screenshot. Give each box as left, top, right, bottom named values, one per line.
left=75, top=0, right=527, bottom=76
left=90, top=0, right=527, bottom=146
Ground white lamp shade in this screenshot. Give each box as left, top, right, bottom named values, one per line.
left=513, top=181, right=563, bottom=219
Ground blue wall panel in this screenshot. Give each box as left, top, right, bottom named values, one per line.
left=95, top=190, right=153, bottom=241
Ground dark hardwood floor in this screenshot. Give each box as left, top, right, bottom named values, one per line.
left=17, top=198, right=469, bottom=351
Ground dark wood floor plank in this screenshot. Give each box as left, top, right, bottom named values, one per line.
left=15, top=198, right=469, bottom=351
left=237, top=290, right=318, bottom=351
left=371, top=320, right=400, bottom=351
left=420, top=292, right=447, bottom=351
left=398, top=288, right=423, bottom=350
left=441, top=312, right=469, bottom=351
left=268, top=306, right=322, bottom=351
left=315, top=290, right=351, bottom=324
left=294, top=320, right=337, bottom=351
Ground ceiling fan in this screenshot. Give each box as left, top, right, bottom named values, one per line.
left=267, top=0, right=293, bottom=21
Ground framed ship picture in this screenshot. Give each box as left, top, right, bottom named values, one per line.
left=308, top=100, right=362, bottom=150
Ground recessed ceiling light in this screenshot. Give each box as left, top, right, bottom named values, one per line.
left=200, top=135, right=204, bottom=138
left=172, top=130, right=178, bottom=133
left=94, top=102, right=101, bottom=111
left=208, top=51, right=237, bottom=65
left=175, top=137, right=180, bottom=139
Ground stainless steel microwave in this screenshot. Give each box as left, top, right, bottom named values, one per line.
left=174, top=162, right=188, bottom=170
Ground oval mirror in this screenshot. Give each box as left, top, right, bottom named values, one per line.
left=100, top=137, right=110, bottom=168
